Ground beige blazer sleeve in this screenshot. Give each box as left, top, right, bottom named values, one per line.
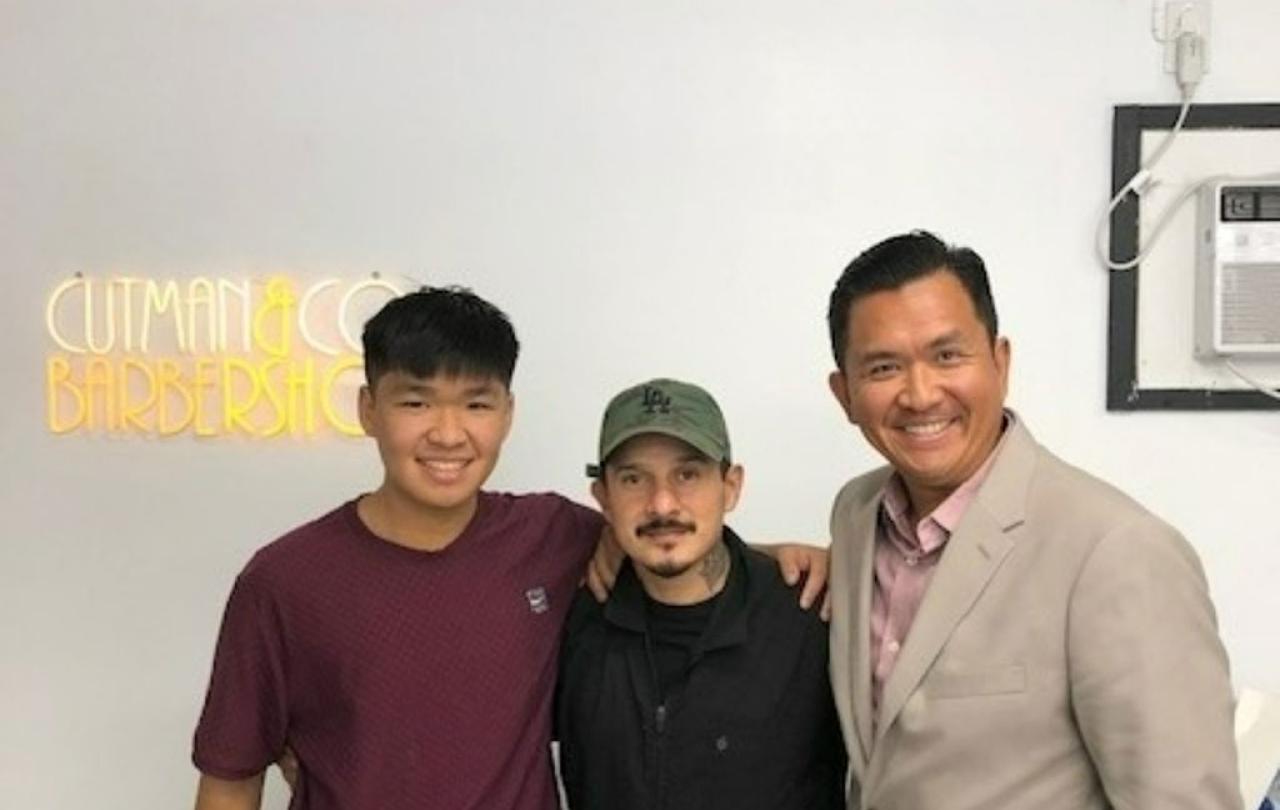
left=1067, top=508, right=1240, bottom=810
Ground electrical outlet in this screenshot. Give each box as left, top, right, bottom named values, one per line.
left=1160, top=0, right=1211, bottom=74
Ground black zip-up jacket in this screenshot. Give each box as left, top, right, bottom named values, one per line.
left=556, top=528, right=846, bottom=810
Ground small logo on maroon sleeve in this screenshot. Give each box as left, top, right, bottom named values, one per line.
left=525, top=586, right=549, bottom=614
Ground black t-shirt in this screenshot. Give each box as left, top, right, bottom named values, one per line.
left=644, top=593, right=720, bottom=699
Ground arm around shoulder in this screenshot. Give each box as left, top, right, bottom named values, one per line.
left=194, top=772, right=264, bottom=810
left=1068, top=514, right=1240, bottom=810
left=753, top=542, right=830, bottom=614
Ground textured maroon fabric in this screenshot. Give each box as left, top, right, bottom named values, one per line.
left=193, top=492, right=601, bottom=810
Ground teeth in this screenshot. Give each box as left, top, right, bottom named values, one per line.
left=903, top=420, right=950, bottom=436
left=422, top=460, right=467, bottom=471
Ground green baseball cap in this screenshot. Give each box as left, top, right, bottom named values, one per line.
left=587, top=378, right=731, bottom=477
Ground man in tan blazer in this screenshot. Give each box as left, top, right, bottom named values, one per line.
left=823, top=230, right=1241, bottom=810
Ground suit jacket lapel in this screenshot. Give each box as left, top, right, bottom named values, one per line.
left=873, top=419, right=1036, bottom=745
left=840, top=491, right=880, bottom=771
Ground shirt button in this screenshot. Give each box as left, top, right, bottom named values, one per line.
left=886, top=639, right=900, bottom=654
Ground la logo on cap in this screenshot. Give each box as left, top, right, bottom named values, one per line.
left=641, top=386, right=672, bottom=414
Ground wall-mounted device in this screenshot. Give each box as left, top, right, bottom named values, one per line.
left=1195, top=180, right=1280, bottom=357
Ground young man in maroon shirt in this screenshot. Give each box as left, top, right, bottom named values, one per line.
left=191, top=287, right=827, bottom=810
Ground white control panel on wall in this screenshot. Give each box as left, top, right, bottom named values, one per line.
left=1195, top=181, right=1280, bottom=357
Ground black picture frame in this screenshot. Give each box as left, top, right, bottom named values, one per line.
left=1107, top=102, right=1280, bottom=411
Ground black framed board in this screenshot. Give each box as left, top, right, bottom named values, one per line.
left=1107, top=102, right=1280, bottom=411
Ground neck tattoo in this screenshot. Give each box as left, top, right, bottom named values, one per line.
left=699, top=541, right=731, bottom=595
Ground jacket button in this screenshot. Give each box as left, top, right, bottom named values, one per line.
left=714, top=735, right=729, bottom=752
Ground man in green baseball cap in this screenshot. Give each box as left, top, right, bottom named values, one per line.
left=556, top=378, right=845, bottom=810
left=586, top=377, right=731, bottom=482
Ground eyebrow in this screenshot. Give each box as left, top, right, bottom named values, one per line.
left=609, top=462, right=646, bottom=477
left=854, top=330, right=970, bottom=364
left=924, top=330, right=968, bottom=350
left=394, top=381, right=502, bottom=397
left=854, top=349, right=900, bottom=365
left=611, top=454, right=711, bottom=472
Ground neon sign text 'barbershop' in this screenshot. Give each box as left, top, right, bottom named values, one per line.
left=45, top=276, right=403, bottom=438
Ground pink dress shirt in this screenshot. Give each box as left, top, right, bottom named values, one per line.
left=869, top=417, right=1012, bottom=716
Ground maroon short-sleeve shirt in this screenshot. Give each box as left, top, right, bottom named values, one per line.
left=193, top=492, right=601, bottom=810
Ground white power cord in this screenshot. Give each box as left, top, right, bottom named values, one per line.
left=1223, top=359, right=1280, bottom=402
left=1095, top=91, right=1195, bottom=271
left=1097, top=29, right=1205, bottom=272
left=1097, top=169, right=1280, bottom=272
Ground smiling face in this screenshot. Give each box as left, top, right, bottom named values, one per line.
left=828, top=269, right=1010, bottom=517
left=360, top=371, right=513, bottom=523
left=592, top=433, right=743, bottom=600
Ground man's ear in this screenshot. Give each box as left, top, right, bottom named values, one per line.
left=993, top=336, right=1012, bottom=398
left=722, top=464, right=745, bottom=513
left=827, top=370, right=856, bottom=425
left=358, top=385, right=375, bottom=435
left=590, top=478, right=611, bottom=522
left=500, top=391, right=515, bottom=439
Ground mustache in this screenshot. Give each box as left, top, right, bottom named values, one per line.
left=637, top=519, right=696, bottom=537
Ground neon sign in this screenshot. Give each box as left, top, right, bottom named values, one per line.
left=44, top=275, right=403, bottom=437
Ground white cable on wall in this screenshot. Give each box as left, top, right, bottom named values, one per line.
left=1097, top=169, right=1280, bottom=273
left=1094, top=92, right=1195, bottom=272
left=1096, top=29, right=1207, bottom=273
left=1223, top=359, right=1280, bottom=403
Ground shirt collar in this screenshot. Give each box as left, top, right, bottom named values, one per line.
left=880, top=410, right=1016, bottom=545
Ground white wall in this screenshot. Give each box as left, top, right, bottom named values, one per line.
left=3, top=1, right=1278, bottom=807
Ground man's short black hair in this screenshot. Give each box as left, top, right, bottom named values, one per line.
left=362, top=286, right=519, bottom=389
left=826, top=230, right=999, bottom=370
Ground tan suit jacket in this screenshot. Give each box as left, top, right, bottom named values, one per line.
left=828, top=419, right=1240, bottom=810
